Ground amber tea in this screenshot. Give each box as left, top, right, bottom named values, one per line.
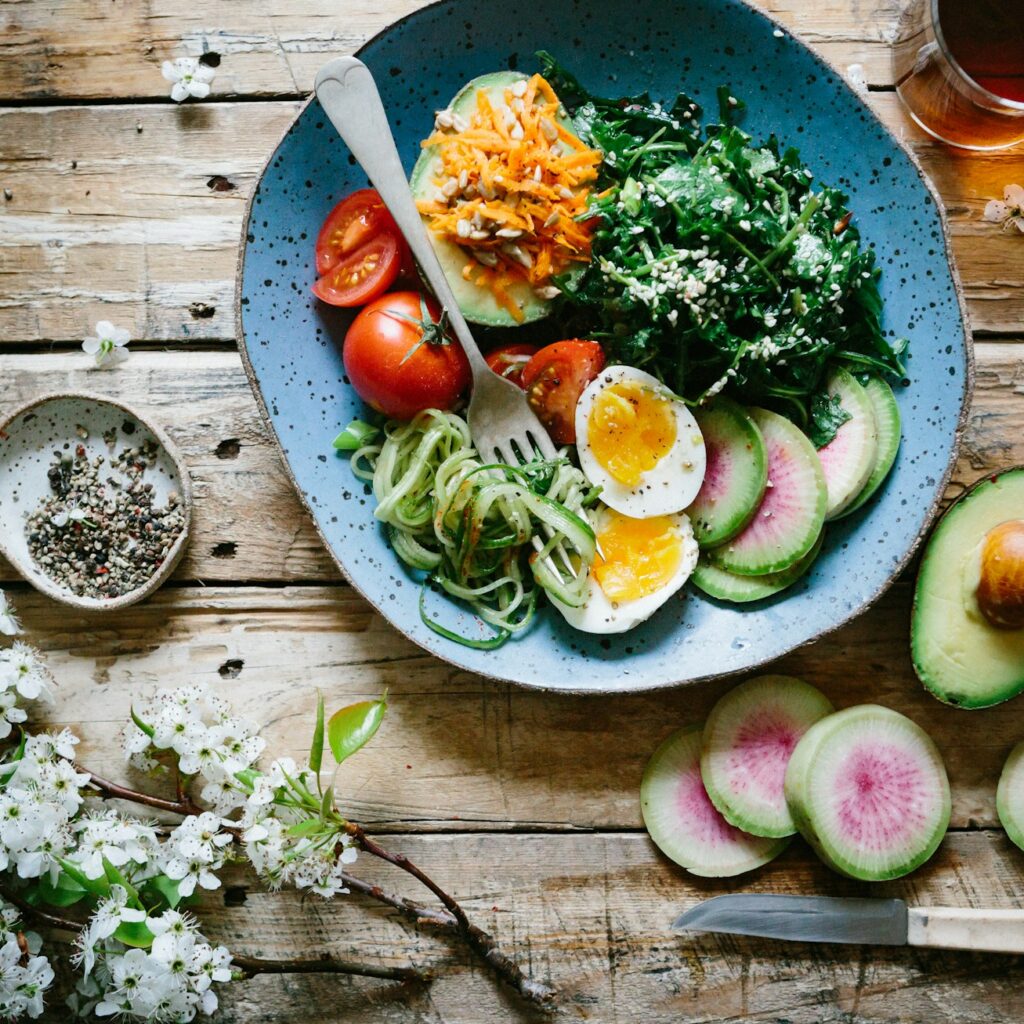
left=894, top=0, right=1024, bottom=150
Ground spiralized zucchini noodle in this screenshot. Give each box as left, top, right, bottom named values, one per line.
left=350, top=409, right=598, bottom=648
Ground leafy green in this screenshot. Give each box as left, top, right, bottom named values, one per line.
left=538, top=53, right=907, bottom=428
left=309, top=690, right=325, bottom=774
left=327, top=694, right=387, bottom=765
left=807, top=392, right=853, bottom=448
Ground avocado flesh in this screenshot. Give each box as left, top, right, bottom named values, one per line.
left=912, top=468, right=1024, bottom=708
left=409, top=71, right=578, bottom=328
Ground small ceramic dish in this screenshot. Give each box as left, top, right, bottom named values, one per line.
left=0, top=392, right=193, bottom=611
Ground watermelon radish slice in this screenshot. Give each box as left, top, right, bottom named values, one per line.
left=700, top=675, right=834, bottom=838
left=835, top=376, right=901, bottom=518
left=997, top=741, right=1024, bottom=853
left=709, top=408, right=827, bottom=576
left=641, top=724, right=789, bottom=877
left=687, top=399, right=768, bottom=547
left=692, top=529, right=824, bottom=603
left=815, top=367, right=879, bottom=521
left=784, top=704, right=951, bottom=881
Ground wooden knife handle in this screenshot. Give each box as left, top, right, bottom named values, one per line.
left=908, top=907, right=1024, bottom=954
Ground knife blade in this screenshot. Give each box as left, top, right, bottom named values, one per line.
left=672, top=894, right=909, bottom=945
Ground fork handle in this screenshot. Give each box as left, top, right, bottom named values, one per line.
left=314, top=57, right=490, bottom=379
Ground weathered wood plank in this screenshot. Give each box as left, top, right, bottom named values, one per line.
left=11, top=578, right=1024, bottom=832
left=1, top=342, right=1021, bottom=583
left=35, top=831, right=1024, bottom=1023
left=0, top=94, right=1020, bottom=342
left=1, top=0, right=903, bottom=103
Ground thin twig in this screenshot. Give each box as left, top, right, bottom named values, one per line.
left=232, top=953, right=431, bottom=984
left=337, top=871, right=456, bottom=928
left=79, top=766, right=203, bottom=817
left=0, top=886, right=82, bottom=933
left=344, top=825, right=556, bottom=1008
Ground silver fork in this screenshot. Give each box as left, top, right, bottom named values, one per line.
left=314, top=58, right=580, bottom=576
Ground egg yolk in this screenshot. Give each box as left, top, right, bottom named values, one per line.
left=592, top=512, right=684, bottom=602
left=587, top=381, right=677, bottom=487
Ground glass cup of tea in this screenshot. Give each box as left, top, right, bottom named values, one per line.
left=892, top=0, right=1024, bottom=150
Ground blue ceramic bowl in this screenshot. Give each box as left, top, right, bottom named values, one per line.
left=237, top=0, right=970, bottom=693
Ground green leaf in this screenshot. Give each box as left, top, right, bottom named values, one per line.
left=807, top=390, right=853, bottom=448
left=332, top=419, right=379, bottom=451
left=320, top=784, right=335, bottom=820
left=37, top=871, right=88, bottom=908
left=285, top=818, right=322, bottom=838
left=113, top=919, right=155, bottom=948
left=58, top=859, right=111, bottom=898
left=309, top=691, right=325, bottom=775
left=140, top=875, right=183, bottom=912
left=327, top=693, right=388, bottom=765
left=130, top=707, right=155, bottom=739
left=233, top=767, right=260, bottom=792
left=102, top=857, right=141, bottom=903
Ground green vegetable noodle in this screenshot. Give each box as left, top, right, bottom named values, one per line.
left=349, top=410, right=597, bottom=647
left=539, top=53, right=908, bottom=440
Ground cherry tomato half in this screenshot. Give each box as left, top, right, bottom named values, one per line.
left=519, top=340, right=606, bottom=445
left=315, top=189, right=397, bottom=276
left=312, top=233, right=402, bottom=308
left=343, top=291, right=471, bottom=420
left=485, top=343, right=539, bottom=387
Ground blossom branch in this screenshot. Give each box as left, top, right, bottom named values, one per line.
left=232, top=953, right=431, bottom=984
left=80, top=766, right=203, bottom=817
left=344, top=826, right=556, bottom=1008
left=0, top=886, right=82, bottom=933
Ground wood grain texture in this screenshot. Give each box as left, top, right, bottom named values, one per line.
left=8, top=578, right=1023, bottom=832
left=35, top=831, right=1024, bottom=1023
left=0, top=95, right=1020, bottom=342
left=1, top=0, right=903, bottom=102
left=1, top=342, right=1022, bottom=584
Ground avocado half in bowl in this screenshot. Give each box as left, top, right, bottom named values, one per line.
left=912, top=467, right=1024, bottom=709
left=409, top=70, right=582, bottom=328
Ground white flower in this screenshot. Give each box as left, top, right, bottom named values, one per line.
left=73, top=886, right=147, bottom=977
left=0, top=592, right=20, bottom=637
left=159, top=813, right=232, bottom=897
left=984, top=184, right=1024, bottom=233
left=73, top=809, right=158, bottom=880
left=0, top=642, right=53, bottom=701
left=82, top=320, right=130, bottom=368
left=0, top=931, right=53, bottom=1020
left=161, top=57, right=216, bottom=103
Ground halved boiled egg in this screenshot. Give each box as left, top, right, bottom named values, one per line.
left=555, top=506, right=699, bottom=633
left=575, top=365, right=706, bottom=518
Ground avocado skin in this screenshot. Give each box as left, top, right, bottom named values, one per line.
left=912, top=467, right=1024, bottom=709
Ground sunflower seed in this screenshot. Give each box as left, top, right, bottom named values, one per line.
left=456, top=218, right=472, bottom=238
left=470, top=229, right=491, bottom=241
left=502, top=243, right=533, bottom=268
left=458, top=169, right=469, bottom=190
left=558, top=185, right=575, bottom=200
left=534, top=285, right=562, bottom=300
left=543, top=211, right=561, bottom=228
left=511, top=79, right=528, bottom=98
left=540, top=117, right=559, bottom=141
left=441, top=177, right=459, bottom=197
left=495, top=227, right=523, bottom=239
left=510, top=122, right=525, bottom=141
left=533, top=165, right=543, bottom=181
left=473, top=249, right=498, bottom=267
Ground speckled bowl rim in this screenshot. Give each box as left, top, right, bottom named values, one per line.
left=235, top=0, right=974, bottom=695
left=0, top=391, right=194, bottom=612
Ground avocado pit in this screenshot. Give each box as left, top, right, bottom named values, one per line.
left=975, top=519, right=1024, bottom=630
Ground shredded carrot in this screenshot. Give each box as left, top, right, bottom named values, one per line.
left=416, top=73, right=602, bottom=322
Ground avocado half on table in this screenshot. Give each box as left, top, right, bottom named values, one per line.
left=913, top=467, right=1024, bottom=708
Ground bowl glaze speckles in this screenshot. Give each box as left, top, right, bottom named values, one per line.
left=0, top=393, right=193, bottom=612
left=236, top=0, right=971, bottom=694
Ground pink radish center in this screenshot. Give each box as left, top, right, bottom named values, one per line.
left=832, top=742, right=930, bottom=852
left=725, top=711, right=798, bottom=804
left=676, top=764, right=749, bottom=847
left=730, top=436, right=802, bottom=550
left=695, top=436, right=733, bottom=504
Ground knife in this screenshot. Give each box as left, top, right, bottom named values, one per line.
left=673, top=895, right=1024, bottom=954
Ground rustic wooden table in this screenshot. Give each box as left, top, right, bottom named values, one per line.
left=2, top=1, right=1023, bottom=1021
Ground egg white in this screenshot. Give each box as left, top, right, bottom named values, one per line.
left=554, top=507, right=699, bottom=634
left=575, top=365, right=707, bottom=519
